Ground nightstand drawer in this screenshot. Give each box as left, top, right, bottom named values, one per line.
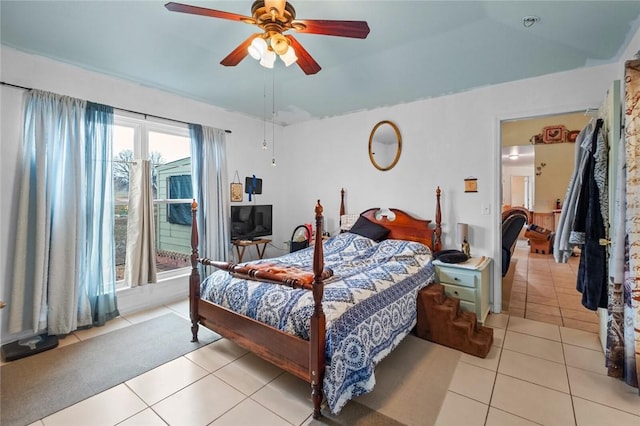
left=442, top=283, right=475, bottom=302
left=459, top=300, right=476, bottom=313
left=437, top=268, right=476, bottom=288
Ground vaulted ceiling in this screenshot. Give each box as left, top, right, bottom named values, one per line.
left=2, top=1, right=639, bottom=125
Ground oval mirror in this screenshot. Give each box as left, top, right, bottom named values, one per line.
left=369, top=120, right=402, bottom=171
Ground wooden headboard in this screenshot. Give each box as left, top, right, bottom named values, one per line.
left=339, top=187, right=442, bottom=252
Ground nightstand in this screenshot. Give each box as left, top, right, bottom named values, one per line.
left=432, top=256, right=492, bottom=323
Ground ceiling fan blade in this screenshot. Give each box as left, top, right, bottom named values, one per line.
left=220, top=34, right=259, bottom=67
left=286, top=35, right=321, bottom=75
left=293, top=19, right=370, bottom=39
left=164, top=2, right=252, bottom=23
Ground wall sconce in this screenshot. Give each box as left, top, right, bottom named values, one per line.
left=458, top=223, right=470, bottom=257
left=535, top=162, right=547, bottom=176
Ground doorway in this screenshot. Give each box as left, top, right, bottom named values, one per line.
left=500, top=112, right=600, bottom=333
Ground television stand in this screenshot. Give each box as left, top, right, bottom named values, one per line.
left=232, top=238, right=271, bottom=263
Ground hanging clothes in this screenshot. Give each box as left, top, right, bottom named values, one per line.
left=553, top=118, right=598, bottom=262
left=573, top=119, right=608, bottom=310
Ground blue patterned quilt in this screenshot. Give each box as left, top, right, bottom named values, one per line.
left=200, top=232, right=435, bottom=413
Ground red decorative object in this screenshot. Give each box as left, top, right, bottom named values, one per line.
left=542, top=125, right=566, bottom=143
left=567, top=130, right=580, bottom=142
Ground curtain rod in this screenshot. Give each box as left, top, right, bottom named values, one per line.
left=0, top=81, right=232, bottom=134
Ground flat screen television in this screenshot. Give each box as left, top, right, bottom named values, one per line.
left=230, top=204, right=273, bottom=241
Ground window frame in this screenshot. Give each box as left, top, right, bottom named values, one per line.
left=113, top=114, right=192, bottom=286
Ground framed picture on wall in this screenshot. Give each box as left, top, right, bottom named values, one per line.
left=567, top=130, right=580, bottom=142
left=542, top=125, right=566, bottom=143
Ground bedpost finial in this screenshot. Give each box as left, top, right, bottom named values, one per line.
left=315, top=200, right=323, bottom=216
left=436, top=186, right=441, bottom=197
left=191, top=199, right=198, bottom=211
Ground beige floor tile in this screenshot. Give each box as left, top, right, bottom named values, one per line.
left=526, top=302, right=561, bottom=316
left=484, top=313, right=509, bottom=329
left=508, top=308, right=525, bottom=318
left=125, top=356, right=208, bottom=405
left=56, top=333, right=81, bottom=348
left=41, top=384, right=146, bottom=426
left=524, top=311, right=564, bottom=326
left=252, top=373, right=314, bottom=425
left=555, top=285, right=580, bottom=295
left=491, top=327, right=507, bottom=348
left=214, top=352, right=283, bottom=395
left=511, top=292, right=526, bottom=302
left=72, top=316, right=132, bottom=341
left=567, top=366, right=640, bottom=416
left=557, top=294, right=584, bottom=309
left=435, top=391, right=488, bottom=426
left=554, top=278, right=578, bottom=288
left=185, top=338, right=248, bottom=372
left=561, top=307, right=599, bottom=323
left=164, top=298, right=190, bottom=319
left=152, top=374, right=246, bottom=426
left=563, top=344, right=607, bottom=376
left=526, top=283, right=556, bottom=295
left=485, top=407, right=539, bottom=425
left=507, top=316, right=561, bottom=341
left=509, top=298, right=526, bottom=310
left=498, top=349, right=569, bottom=393
left=122, top=305, right=174, bottom=324
left=460, top=345, right=502, bottom=372
left=491, top=374, right=574, bottom=426
left=562, top=318, right=599, bottom=333
left=503, top=330, right=564, bottom=363
left=27, top=421, right=44, bottom=426
left=449, top=361, right=496, bottom=404
left=511, top=283, right=527, bottom=293
left=526, top=295, right=559, bottom=307
left=118, top=408, right=167, bottom=426
left=560, top=327, right=602, bottom=351
left=573, top=396, right=640, bottom=426
left=211, top=398, right=290, bottom=426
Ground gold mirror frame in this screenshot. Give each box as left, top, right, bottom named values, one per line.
left=368, top=120, right=402, bottom=171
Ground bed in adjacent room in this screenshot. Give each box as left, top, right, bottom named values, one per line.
left=188, top=187, right=442, bottom=417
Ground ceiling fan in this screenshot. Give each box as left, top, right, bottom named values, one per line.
left=164, top=1, right=370, bottom=75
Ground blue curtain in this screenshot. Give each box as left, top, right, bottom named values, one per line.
left=9, top=91, right=118, bottom=335
left=84, top=102, right=119, bottom=326
left=189, top=124, right=230, bottom=266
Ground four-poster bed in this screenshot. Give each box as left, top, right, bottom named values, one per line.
left=188, top=187, right=442, bottom=418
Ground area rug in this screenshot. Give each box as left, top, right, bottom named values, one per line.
left=1, top=313, right=220, bottom=426
left=310, top=334, right=461, bottom=425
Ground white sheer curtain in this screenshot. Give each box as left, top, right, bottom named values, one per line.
left=124, top=160, right=157, bottom=286
left=190, top=125, right=230, bottom=264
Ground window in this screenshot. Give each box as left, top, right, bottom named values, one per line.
left=113, top=116, right=192, bottom=286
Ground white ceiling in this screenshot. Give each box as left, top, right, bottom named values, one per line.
left=2, top=1, right=640, bottom=125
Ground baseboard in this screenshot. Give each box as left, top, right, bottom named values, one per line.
left=116, top=274, right=188, bottom=316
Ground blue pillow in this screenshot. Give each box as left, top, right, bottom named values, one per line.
left=349, top=216, right=390, bottom=242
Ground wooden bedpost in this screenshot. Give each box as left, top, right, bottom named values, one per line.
left=190, top=199, right=201, bottom=343
left=340, top=188, right=345, bottom=216
left=310, top=200, right=326, bottom=419
left=434, top=187, right=442, bottom=252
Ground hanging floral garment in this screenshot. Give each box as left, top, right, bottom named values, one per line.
left=607, top=59, right=640, bottom=391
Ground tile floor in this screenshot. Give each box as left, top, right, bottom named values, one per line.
left=9, top=298, right=638, bottom=426
left=503, top=239, right=600, bottom=333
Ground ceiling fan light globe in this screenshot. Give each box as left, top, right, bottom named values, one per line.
left=270, top=33, right=289, bottom=56
left=260, top=49, right=276, bottom=68
left=279, top=46, right=297, bottom=66
left=248, top=37, right=267, bottom=60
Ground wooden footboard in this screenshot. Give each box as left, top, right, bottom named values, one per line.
left=189, top=200, right=327, bottom=419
